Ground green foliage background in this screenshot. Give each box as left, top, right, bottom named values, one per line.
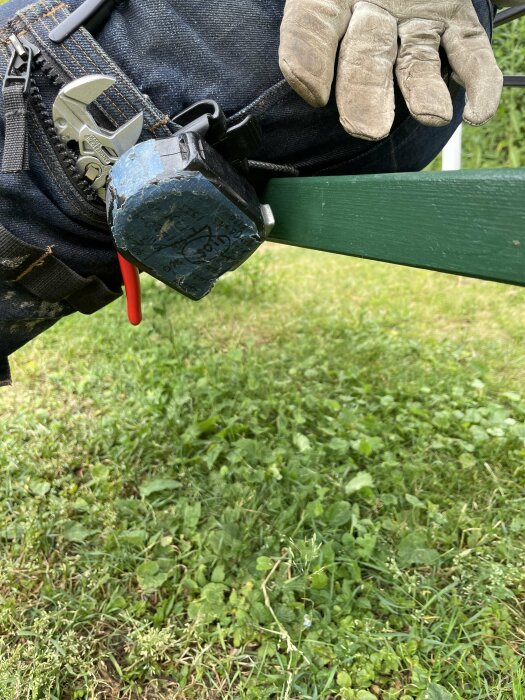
left=0, top=8, right=524, bottom=700
left=449, top=15, right=525, bottom=170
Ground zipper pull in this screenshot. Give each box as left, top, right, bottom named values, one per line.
left=1, top=35, right=37, bottom=173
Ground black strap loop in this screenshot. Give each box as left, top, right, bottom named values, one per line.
left=0, top=223, right=120, bottom=314
left=1, top=83, right=29, bottom=172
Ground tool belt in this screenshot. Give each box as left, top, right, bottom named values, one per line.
left=0, top=0, right=172, bottom=383
left=0, top=0, right=278, bottom=384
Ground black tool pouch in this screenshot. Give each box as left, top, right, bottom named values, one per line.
left=0, top=0, right=176, bottom=384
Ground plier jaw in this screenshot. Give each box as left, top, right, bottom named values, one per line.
left=52, top=74, right=144, bottom=325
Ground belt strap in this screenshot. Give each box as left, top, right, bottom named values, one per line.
left=0, top=223, right=120, bottom=313
left=1, top=83, right=29, bottom=172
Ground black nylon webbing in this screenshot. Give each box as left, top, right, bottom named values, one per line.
left=0, top=223, right=120, bottom=313
left=1, top=83, right=29, bottom=172
left=0, top=0, right=169, bottom=314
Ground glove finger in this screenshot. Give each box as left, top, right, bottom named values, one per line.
left=442, top=24, right=503, bottom=126
left=336, top=2, right=397, bottom=140
left=279, top=0, right=352, bottom=108
left=396, top=19, right=453, bottom=127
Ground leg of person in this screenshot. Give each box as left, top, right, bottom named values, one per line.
left=0, top=0, right=289, bottom=387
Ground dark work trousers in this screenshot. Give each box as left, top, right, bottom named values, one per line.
left=0, top=0, right=495, bottom=384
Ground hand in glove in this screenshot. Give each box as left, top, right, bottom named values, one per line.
left=279, top=0, right=509, bottom=140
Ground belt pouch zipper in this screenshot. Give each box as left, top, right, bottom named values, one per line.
left=1, top=34, right=34, bottom=172
left=1, top=34, right=102, bottom=210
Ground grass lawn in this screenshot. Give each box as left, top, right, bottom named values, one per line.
left=1, top=248, right=524, bottom=699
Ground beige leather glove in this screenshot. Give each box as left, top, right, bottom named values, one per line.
left=280, top=0, right=506, bottom=141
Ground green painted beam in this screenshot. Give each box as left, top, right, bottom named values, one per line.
left=264, top=169, right=525, bottom=286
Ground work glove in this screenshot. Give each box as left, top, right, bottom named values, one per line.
left=279, top=0, right=514, bottom=141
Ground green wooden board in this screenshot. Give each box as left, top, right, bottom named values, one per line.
left=264, top=169, right=525, bottom=286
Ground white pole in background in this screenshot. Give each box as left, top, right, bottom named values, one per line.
left=442, top=123, right=463, bottom=171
